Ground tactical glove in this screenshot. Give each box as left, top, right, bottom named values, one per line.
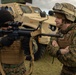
left=0, top=35, right=14, bottom=46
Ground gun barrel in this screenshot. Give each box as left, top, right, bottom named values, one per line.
left=40, top=33, right=63, bottom=38
left=0, top=29, right=63, bottom=38
left=18, top=30, right=31, bottom=36
left=0, top=30, right=12, bottom=33
left=0, top=29, right=32, bottom=36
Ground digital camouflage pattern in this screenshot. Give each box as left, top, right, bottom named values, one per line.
left=47, top=36, right=59, bottom=57
left=53, top=3, right=76, bottom=22
left=0, top=38, right=26, bottom=75
left=57, top=24, right=76, bottom=67
left=0, top=9, right=27, bottom=75
left=47, top=41, right=59, bottom=57
left=0, top=62, right=26, bottom=75
left=47, top=23, right=76, bottom=75
left=61, top=65, right=76, bottom=75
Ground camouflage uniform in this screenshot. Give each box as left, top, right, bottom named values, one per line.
left=47, top=3, right=76, bottom=75
left=0, top=9, right=26, bottom=75
left=0, top=62, right=26, bottom=75
left=47, top=23, right=76, bottom=75
left=0, top=37, right=26, bottom=75
left=58, top=24, right=76, bottom=75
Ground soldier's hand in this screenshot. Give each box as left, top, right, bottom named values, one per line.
left=60, top=46, right=69, bottom=55
left=52, top=40, right=59, bottom=47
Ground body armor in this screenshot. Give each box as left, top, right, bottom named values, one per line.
left=0, top=40, right=25, bottom=64
left=57, top=29, right=74, bottom=49
left=57, top=24, right=76, bottom=67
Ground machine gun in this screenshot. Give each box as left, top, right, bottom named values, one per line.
left=0, top=21, right=63, bottom=38
left=0, top=21, right=34, bottom=38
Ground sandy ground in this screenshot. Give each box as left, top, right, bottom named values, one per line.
left=25, top=51, right=62, bottom=75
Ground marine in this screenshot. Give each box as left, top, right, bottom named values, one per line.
left=47, top=3, right=76, bottom=75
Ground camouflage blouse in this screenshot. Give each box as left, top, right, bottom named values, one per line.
left=47, top=23, right=76, bottom=67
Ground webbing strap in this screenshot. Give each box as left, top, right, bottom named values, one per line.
left=0, top=63, right=5, bottom=75
left=0, top=45, right=6, bottom=75
left=26, top=37, right=34, bottom=75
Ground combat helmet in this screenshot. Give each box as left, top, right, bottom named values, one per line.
left=53, top=3, right=76, bottom=22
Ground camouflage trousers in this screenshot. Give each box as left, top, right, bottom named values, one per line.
left=60, top=65, right=76, bottom=75
left=0, top=62, right=26, bottom=75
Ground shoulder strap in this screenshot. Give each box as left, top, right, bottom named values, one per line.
left=0, top=63, right=6, bottom=75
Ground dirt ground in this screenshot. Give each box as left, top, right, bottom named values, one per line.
left=25, top=51, right=63, bottom=75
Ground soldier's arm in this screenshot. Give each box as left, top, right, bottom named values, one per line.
left=47, top=38, right=59, bottom=57
left=0, top=35, right=14, bottom=47
left=57, top=35, right=76, bottom=66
